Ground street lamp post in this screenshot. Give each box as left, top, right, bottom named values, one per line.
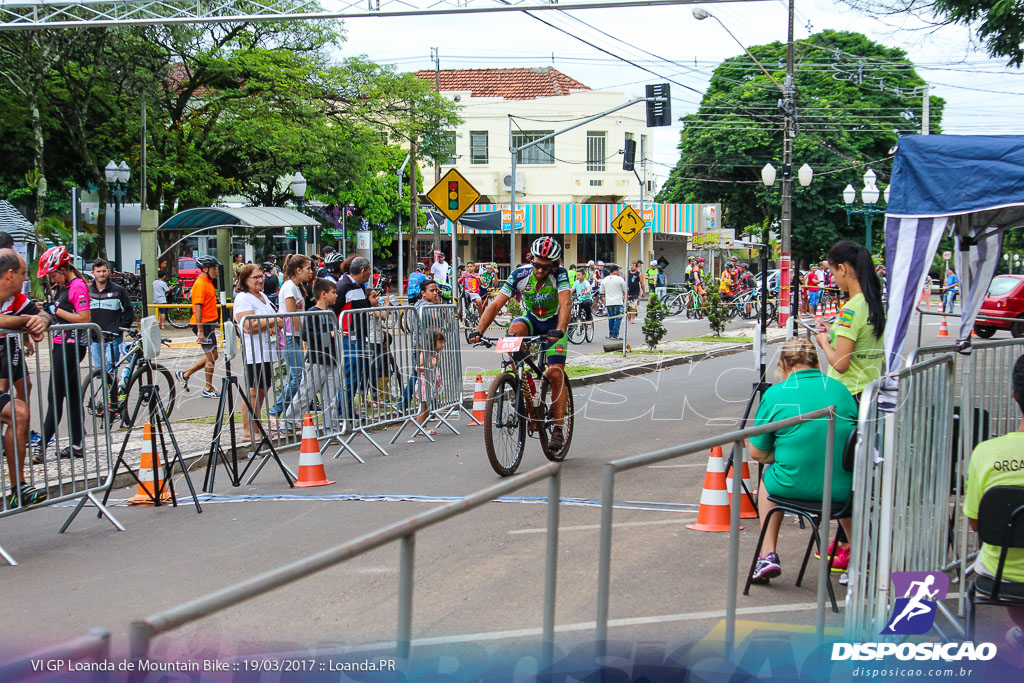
left=104, top=160, right=130, bottom=271
left=762, top=162, right=812, bottom=330
left=1004, top=253, right=1023, bottom=274
left=842, top=169, right=889, bottom=252
left=291, top=172, right=307, bottom=255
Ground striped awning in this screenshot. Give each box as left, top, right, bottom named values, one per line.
left=450, top=202, right=704, bottom=235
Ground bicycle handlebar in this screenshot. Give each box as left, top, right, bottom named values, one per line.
left=472, top=334, right=550, bottom=349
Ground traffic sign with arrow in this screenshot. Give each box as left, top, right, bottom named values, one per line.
left=611, top=205, right=646, bottom=243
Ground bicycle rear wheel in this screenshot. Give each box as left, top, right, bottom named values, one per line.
left=539, top=369, right=574, bottom=461
left=122, top=364, right=177, bottom=426
left=483, top=373, right=526, bottom=477
left=81, top=369, right=111, bottom=426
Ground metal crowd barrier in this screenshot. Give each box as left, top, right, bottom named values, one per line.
left=844, top=354, right=956, bottom=641
left=595, top=407, right=840, bottom=658
left=0, top=323, right=122, bottom=565
left=411, top=304, right=476, bottom=436
left=903, top=336, right=1024, bottom=617
left=0, top=628, right=110, bottom=679
left=913, top=305, right=1024, bottom=348
left=130, top=463, right=562, bottom=668
left=235, top=309, right=347, bottom=459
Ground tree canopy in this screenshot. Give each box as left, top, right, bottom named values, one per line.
left=0, top=20, right=461, bottom=259
left=656, top=30, right=944, bottom=264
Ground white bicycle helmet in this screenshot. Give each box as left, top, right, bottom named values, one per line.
left=530, top=236, right=562, bottom=262
left=324, top=251, right=344, bottom=266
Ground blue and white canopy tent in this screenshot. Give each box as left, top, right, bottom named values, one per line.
left=883, top=135, right=1024, bottom=378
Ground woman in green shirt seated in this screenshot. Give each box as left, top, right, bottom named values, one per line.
left=748, top=338, right=859, bottom=584
left=814, top=241, right=885, bottom=401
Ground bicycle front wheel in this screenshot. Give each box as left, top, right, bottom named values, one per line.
left=584, top=319, right=595, bottom=343
left=122, top=364, right=177, bottom=425
left=666, top=294, right=684, bottom=316
left=567, top=316, right=586, bottom=345
left=539, top=369, right=574, bottom=462
left=483, top=373, right=526, bottom=477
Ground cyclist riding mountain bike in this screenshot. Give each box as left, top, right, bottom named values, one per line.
left=468, top=236, right=572, bottom=451
left=459, top=263, right=486, bottom=316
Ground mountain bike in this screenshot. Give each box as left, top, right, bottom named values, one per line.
left=81, top=328, right=176, bottom=430
left=567, top=296, right=595, bottom=345
left=473, top=335, right=575, bottom=477
left=684, top=288, right=704, bottom=319
left=662, top=285, right=687, bottom=316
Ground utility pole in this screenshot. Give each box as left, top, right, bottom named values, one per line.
left=430, top=46, right=442, bottom=253
left=409, top=138, right=419, bottom=270
left=922, top=85, right=930, bottom=135
left=779, top=0, right=796, bottom=326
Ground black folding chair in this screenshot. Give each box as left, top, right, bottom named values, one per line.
left=965, top=485, right=1024, bottom=640
left=743, top=430, right=858, bottom=613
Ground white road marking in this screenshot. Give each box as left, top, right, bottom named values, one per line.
left=509, top=517, right=695, bottom=534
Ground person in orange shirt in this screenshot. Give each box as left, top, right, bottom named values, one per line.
left=176, top=256, right=221, bottom=398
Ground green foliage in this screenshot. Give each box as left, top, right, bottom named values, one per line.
left=703, top=279, right=730, bottom=338
left=657, top=30, right=944, bottom=265
left=642, top=293, right=669, bottom=350
left=506, top=297, right=524, bottom=320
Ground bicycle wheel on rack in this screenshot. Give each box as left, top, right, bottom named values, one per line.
left=483, top=373, right=526, bottom=477
left=122, top=364, right=177, bottom=425
left=539, top=369, right=574, bottom=461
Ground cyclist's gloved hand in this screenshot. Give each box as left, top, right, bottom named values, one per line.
left=547, top=329, right=565, bottom=342
left=467, top=330, right=483, bottom=345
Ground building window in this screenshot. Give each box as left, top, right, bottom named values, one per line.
left=578, top=234, right=616, bottom=264
left=589, top=179, right=603, bottom=187
left=512, top=130, right=555, bottom=165
left=587, top=131, right=606, bottom=172
left=469, top=131, right=488, bottom=165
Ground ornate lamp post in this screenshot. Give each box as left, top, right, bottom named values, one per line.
left=291, top=172, right=307, bottom=255
left=104, top=160, right=130, bottom=271
left=843, top=169, right=889, bottom=252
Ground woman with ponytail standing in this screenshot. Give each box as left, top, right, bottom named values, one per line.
left=814, top=241, right=885, bottom=402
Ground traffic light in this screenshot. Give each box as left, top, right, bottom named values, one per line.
left=622, top=138, right=636, bottom=171
left=646, top=83, right=672, bottom=127
left=448, top=181, right=458, bottom=211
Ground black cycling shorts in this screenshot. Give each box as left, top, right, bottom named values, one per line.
left=0, top=337, right=26, bottom=382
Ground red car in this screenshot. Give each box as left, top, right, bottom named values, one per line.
left=974, top=274, right=1024, bottom=338
left=177, top=257, right=200, bottom=288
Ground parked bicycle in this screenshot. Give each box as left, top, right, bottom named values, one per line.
left=82, top=328, right=176, bottom=430
left=473, top=335, right=575, bottom=477
left=165, top=282, right=192, bottom=329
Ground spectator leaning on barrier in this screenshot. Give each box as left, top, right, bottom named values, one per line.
left=36, top=246, right=91, bottom=462
left=747, top=337, right=859, bottom=584
left=176, top=255, right=221, bottom=399
left=270, top=255, right=313, bottom=423
left=282, top=278, right=341, bottom=434
left=601, top=266, right=627, bottom=340
left=88, top=258, right=134, bottom=381
left=233, top=264, right=282, bottom=448
left=404, top=278, right=441, bottom=410
left=0, top=251, right=42, bottom=407
left=0, top=249, right=51, bottom=505
left=963, top=353, right=1024, bottom=650
left=813, top=241, right=885, bottom=402
left=152, top=269, right=169, bottom=330
left=336, top=257, right=373, bottom=422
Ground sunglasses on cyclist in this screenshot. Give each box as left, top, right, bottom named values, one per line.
left=532, top=261, right=555, bottom=273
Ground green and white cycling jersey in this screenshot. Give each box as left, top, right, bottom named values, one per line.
left=500, top=265, right=571, bottom=321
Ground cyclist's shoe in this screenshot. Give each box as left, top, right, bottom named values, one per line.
left=750, top=553, right=782, bottom=584
left=7, top=483, right=47, bottom=509
left=548, top=426, right=565, bottom=452
left=175, top=370, right=190, bottom=392
left=30, top=430, right=41, bottom=448
left=201, top=388, right=221, bottom=399
left=59, top=444, right=84, bottom=460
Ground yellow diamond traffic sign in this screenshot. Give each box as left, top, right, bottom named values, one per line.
left=426, top=168, right=481, bottom=224
left=611, top=205, right=646, bottom=243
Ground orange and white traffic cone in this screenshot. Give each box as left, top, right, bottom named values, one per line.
left=938, top=317, right=950, bottom=338
left=128, top=423, right=173, bottom=505
left=471, top=375, right=486, bottom=426
left=687, top=446, right=741, bottom=532
left=294, top=414, right=335, bottom=488
left=726, top=449, right=758, bottom=520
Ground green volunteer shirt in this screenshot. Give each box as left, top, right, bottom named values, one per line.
left=749, top=369, right=859, bottom=502
left=828, top=293, right=884, bottom=395
left=962, top=432, right=1024, bottom=583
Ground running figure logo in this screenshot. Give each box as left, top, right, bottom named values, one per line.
left=881, top=572, right=949, bottom=635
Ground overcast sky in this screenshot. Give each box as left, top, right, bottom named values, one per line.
left=335, top=0, right=1023, bottom=190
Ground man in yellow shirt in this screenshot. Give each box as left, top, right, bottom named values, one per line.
left=963, top=353, right=1024, bottom=649
left=176, top=256, right=222, bottom=398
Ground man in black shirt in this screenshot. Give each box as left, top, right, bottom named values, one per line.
left=335, top=257, right=372, bottom=422
left=262, top=261, right=280, bottom=306
left=627, top=261, right=644, bottom=323
left=88, top=258, right=134, bottom=378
